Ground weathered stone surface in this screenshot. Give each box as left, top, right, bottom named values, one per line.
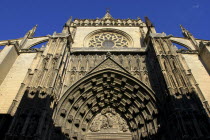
left=0, top=53, right=36, bottom=113
left=183, top=54, right=210, bottom=103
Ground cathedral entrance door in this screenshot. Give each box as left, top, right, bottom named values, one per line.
left=53, top=69, right=159, bottom=140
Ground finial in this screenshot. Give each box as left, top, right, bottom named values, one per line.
left=106, top=52, right=111, bottom=58
left=27, top=25, right=38, bottom=38
left=102, top=9, right=114, bottom=19
left=65, top=16, right=72, bottom=26
left=180, top=24, right=185, bottom=31
left=144, top=17, right=153, bottom=27
left=32, top=24, right=38, bottom=32
left=180, top=24, right=192, bottom=37
left=180, top=25, right=189, bottom=33
left=106, top=8, right=110, bottom=13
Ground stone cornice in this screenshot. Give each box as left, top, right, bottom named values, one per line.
left=70, top=47, right=147, bottom=53
left=71, top=18, right=146, bottom=27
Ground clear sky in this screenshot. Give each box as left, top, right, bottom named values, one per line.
left=0, top=0, right=209, bottom=48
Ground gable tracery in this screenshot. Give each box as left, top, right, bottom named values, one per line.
left=61, top=54, right=149, bottom=92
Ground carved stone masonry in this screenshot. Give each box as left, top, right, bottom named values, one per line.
left=89, top=107, right=129, bottom=133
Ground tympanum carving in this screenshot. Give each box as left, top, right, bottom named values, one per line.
left=89, top=107, right=129, bottom=133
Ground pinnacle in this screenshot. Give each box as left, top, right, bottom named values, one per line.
left=102, top=9, right=114, bottom=20
left=180, top=24, right=186, bottom=31
left=65, top=16, right=72, bottom=26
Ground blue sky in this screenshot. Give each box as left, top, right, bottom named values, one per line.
left=0, top=0, right=209, bottom=48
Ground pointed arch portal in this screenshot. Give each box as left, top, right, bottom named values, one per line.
left=53, top=68, right=160, bottom=140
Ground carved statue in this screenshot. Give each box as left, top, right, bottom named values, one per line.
left=89, top=107, right=129, bottom=133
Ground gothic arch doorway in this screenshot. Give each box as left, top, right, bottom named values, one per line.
left=53, top=69, right=160, bottom=140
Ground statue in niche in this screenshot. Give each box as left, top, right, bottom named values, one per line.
left=71, top=67, right=77, bottom=75
left=43, top=56, right=49, bottom=70
left=52, top=55, right=59, bottom=69
left=133, top=67, right=140, bottom=79
left=79, top=67, right=86, bottom=78
left=69, top=67, right=77, bottom=85
left=89, top=107, right=129, bottom=133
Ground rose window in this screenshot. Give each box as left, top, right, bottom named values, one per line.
left=88, top=32, right=130, bottom=48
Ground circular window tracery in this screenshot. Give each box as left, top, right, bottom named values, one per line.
left=88, top=32, right=130, bottom=48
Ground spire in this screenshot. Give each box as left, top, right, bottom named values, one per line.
left=180, top=25, right=198, bottom=49
left=144, top=17, right=156, bottom=33
left=180, top=24, right=192, bottom=37
left=27, top=25, right=37, bottom=38
left=102, top=9, right=114, bottom=20
left=65, top=16, right=72, bottom=26
left=144, top=17, right=153, bottom=27
left=180, top=24, right=185, bottom=31
left=19, top=25, right=37, bottom=47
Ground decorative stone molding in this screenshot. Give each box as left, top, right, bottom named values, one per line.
left=70, top=47, right=146, bottom=53
left=87, top=57, right=129, bottom=75
left=71, top=18, right=145, bottom=27
left=70, top=11, right=145, bottom=27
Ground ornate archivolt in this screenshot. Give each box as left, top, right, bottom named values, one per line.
left=53, top=68, right=159, bottom=140
left=84, top=28, right=133, bottom=48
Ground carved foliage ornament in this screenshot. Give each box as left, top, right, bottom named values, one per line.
left=88, top=32, right=130, bottom=48
left=89, top=107, right=129, bottom=133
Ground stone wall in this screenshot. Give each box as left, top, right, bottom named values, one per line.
left=183, top=53, right=210, bottom=104
left=0, top=45, right=18, bottom=85
left=0, top=53, right=36, bottom=114
left=200, top=45, right=210, bottom=73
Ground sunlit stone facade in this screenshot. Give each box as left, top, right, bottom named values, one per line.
left=0, top=11, right=210, bottom=140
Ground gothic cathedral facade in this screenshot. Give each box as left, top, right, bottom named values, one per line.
left=0, top=11, right=210, bottom=140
